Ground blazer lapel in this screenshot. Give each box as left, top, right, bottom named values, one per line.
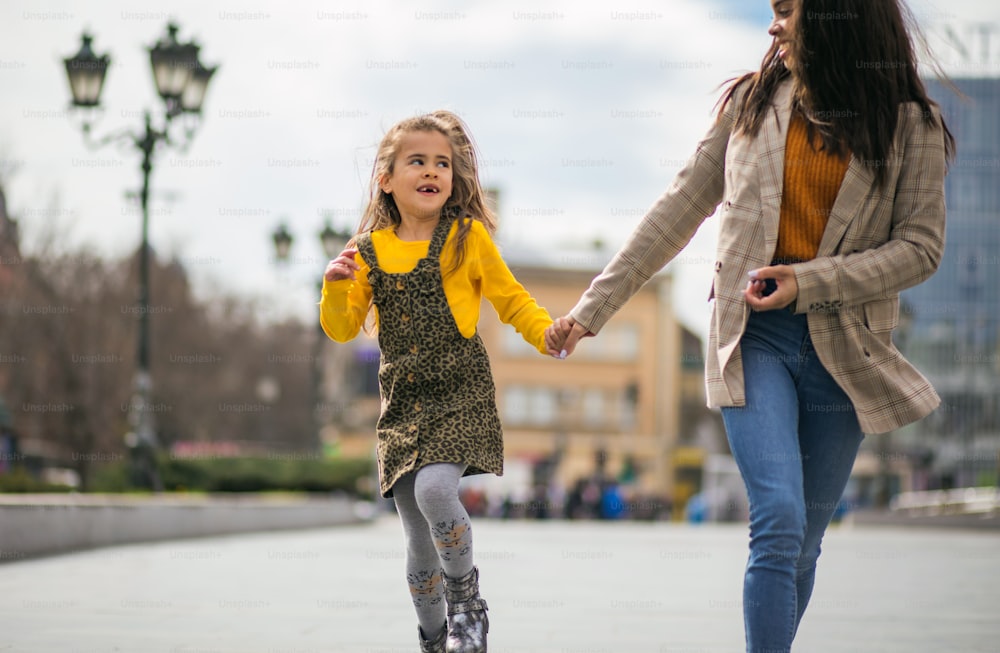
left=758, top=81, right=793, bottom=259
left=816, top=157, right=876, bottom=256
left=760, top=79, right=877, bottom=259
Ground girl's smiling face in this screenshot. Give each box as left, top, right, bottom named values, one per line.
left=380, top=130, right=454, bottom=223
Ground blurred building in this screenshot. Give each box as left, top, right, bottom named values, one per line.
left=883, top=75, right=1000, bottom=493
left=480, top=251, right=673, bottom=497
left=474, top=233, right=725, bottom=515
left=0, top=182, right=22, bottom=474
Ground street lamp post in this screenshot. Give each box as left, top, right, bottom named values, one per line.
left=63, top=24, right=217, bottom=490
left=271, top=219, right=352, bottom=454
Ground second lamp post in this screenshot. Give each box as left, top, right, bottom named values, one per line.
left=271, top=220, right=353, bottom=454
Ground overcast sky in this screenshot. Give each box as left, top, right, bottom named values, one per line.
left=2, top=0, right=998, bottom=342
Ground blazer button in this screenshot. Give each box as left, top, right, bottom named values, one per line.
left=408, top=425, right=417, bottom=433
left=414, top=402, right=422, bottom=412
left=396, top=280, right=405, bottom=290
left=407, top=372, right=415, bottom=382
left=410, top=344, right=418, bottom=354
left=401, top=314, right=410, bottom=322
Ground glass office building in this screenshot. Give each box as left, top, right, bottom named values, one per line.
left=897, top=77, right=1000, bottom=489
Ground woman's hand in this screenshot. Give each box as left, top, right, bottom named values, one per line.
left=324, top=247, right=360, bottom=282
left=545, top=316, right=594, bottom=358
left=744, top=264, right=798, bottom=311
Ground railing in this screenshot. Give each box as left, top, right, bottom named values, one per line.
left=889, top=487, right=1000, bottom=516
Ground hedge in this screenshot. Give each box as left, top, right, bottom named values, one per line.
left=87, top=455, right=376, bottom=497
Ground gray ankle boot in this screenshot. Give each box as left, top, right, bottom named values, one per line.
left=418, top=623, right=446, bottom=653
left=443, top=566, right=489, bottom=653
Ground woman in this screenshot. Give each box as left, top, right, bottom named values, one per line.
left=546, top=1, right=955, bottom=650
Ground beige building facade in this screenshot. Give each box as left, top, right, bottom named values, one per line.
left=478, top=258, right=693, bottom=500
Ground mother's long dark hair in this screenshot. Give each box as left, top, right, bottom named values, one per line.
left=719, top=0, right=956, bottom=186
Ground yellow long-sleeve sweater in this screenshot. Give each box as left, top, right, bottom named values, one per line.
left=319, top=219, right=553, bottom=355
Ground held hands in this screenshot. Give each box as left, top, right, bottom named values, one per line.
left=324, top=247, right=360, bottom=282
left=544, top=266, right=796, bottom=363
left=544, top=316, right=594, bottom=359
left=744, top=265, right=798, bottom=311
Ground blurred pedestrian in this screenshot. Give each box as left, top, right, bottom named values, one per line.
left=546, top=1, right=955, bottom=650
left=320, top=110, right=553, bottom=652
left=599, top=481, right=625, bottom=520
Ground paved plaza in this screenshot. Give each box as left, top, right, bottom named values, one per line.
left=1, top=514, right=998, bottom=652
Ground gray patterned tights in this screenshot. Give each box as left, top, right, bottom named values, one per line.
left=393, top=463, right=474, bottom=638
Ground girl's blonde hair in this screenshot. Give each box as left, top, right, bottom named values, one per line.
left=355, top=110, right=496, bottom=275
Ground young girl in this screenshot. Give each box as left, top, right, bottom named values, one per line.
left=320, top=110, right=553, bottom=653
left=547, top=0, right=954, bottom=651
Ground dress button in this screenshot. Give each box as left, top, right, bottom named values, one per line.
left=396, top=280, right=405, bottom=290
left=410, top=344, right=418, bottom=354
left=401, top=314, right=410, bottom=322
left=408, top=425, right=417, bottom=433
left=414, top=402, right=422, bottom=412
left=407, top=373, right=415, bottom=382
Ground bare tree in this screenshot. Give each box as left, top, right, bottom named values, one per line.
left=1, top=178, right=319, bottom=489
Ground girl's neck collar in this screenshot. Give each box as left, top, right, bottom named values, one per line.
left=393, top=217, right=442, bottom=242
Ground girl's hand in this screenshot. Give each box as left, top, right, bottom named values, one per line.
left=324, top=248, right=360, bottom=282
left=545, top=316, right=594, bottom=358
left=545, top=317, right=573, bottom=358
left=744, top=265, right=798, bottom=311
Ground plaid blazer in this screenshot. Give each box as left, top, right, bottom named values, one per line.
left=570, top=80, right=947, bottom=434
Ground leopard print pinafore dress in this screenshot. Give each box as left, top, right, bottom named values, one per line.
left=356, top=217, right=504, bottom=498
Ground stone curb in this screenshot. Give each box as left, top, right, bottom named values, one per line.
left=0, top=493, right=374, bottom=562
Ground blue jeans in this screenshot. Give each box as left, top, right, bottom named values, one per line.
left=722, top=308, right=864, bottom=653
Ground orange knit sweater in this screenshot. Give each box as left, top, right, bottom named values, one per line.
left=773, top=113, right=850, bottom=263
